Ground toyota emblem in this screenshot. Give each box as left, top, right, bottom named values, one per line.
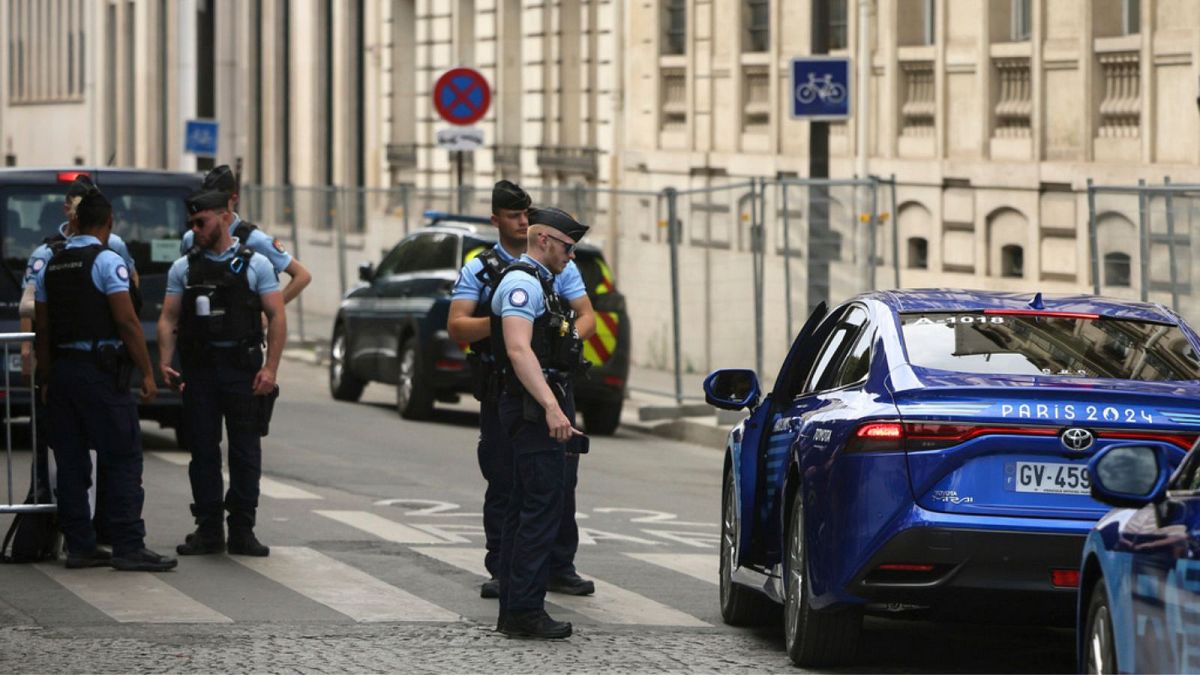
left=1061, top=427, right=1095, bottom=452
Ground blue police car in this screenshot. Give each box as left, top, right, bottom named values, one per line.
left=703, top=289, right=1200, bottom=666
left=1078, top=441, right=1200, bottom=674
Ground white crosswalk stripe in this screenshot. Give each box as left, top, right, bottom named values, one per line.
left=314, top=510, right=454, bottom=544
left=150, top=451, right=322, bottom=500
left=412, top=546, right=711, bottom=627
left=623, top=553, right=717, bottom=584
left=231, top=546, right=459, bottom=622
left=36, top=565, right=232, bottom=623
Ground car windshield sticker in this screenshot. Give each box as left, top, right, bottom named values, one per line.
left=509, top=289, right=528, bottom=307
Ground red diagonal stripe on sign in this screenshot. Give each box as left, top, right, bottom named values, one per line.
left=587, top=334, right=611, bottom=362
left=597, top=311, right=619, bottom=336
left=446, top=79, right=480, bottom=110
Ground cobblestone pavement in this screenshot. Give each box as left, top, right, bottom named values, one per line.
left=0, top=623, right=792, bottom=673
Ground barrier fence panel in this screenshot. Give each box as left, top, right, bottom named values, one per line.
left=1088, top=182, right=1200, bottom=329
left=1, top=332, right=52, bottom=516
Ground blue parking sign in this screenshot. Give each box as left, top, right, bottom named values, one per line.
left=184, top=119, right=219, bottom=157
left=790, top=57, right=851, bottom=120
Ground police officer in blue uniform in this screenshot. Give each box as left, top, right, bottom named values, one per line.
left=447, top=182, right=597, bottom=601
left=180, top=165, right=312, bottom=304
left=491, top=207, right=591, bottom=639
left=20, top=175, right=140, bottom=544
left=157, top=188, right=287, bottom=557
left=33, top=188, right=176, bottom=571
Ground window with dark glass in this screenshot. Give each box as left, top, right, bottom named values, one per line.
left=1012, top=0, right=1031, bottom=41
left=899, top=312, right=1200, bottom=381
left=805, top=307, right=868, bottom=393
left=1001, top=245, right=1023, bottom=278
left=745, top=0, right=769, bottom=53
left=1123, top=0, right=1140, bottom=35
left=907, top=237, right=928, bottom=269
left=1104, top=252, right=1131, bottom=287
left=663, top=0, right=687, bottom=55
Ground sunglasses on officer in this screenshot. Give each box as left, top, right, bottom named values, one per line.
left=541, top=231, right=577, bottom=255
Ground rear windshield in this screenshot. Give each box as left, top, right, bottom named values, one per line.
left=900, top=311, right=1200, bottom=381
left=1, top=183, right=191, bottom=278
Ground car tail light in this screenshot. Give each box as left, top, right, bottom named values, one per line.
left=434, top=359, right=465, bottom=371
left=876, top=563, right=935, bottom=572
left=602, top=376, right=625, bottom=388
left=845, top=420, right=1060, bottom=453
left=57, top=170, right=89, bottom=183
left=864, top=562, right=951, bottom=584
left=844, top=422, right=905, bottom=453
left=1099, top=430, right=1199, bottom=451
left=1051, top=569, right=1080, bottom=588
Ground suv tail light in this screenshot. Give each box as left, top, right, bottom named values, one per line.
left=57, top=170, right=90, bottom=183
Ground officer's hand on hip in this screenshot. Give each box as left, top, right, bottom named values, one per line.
left=252, top=367, right=276, bottom=396
left=545, top=405, right=582, bottom=443
left=139, top=374, right=158, bottom=403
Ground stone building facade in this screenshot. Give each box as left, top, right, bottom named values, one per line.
left=3, top=0, right=1200, bottom=304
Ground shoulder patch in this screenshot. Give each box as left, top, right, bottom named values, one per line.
left=115, top=265, right=129, bottom=281
left=31, top=258, right=45, bottom=272
left=272, top=238, right=287, bottom=254
left=509, top=289, right=529, bottom=308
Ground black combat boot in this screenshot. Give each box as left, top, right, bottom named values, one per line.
left=111, top=548, right=178, bottom=572
left=547, top=571, right=595, bottom=596
left=65, top=548, right=113, bottom=569
left=499, top=609, right=572, bottom=639
left=176, top=528, right=225, bottom=555
left=227, top=528, right=269, bottom=557
left=480, top=578, right=500, bottom=599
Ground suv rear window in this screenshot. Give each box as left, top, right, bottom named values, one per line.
left=900, top=311, right=1200, bottom=381
left=1, top=184, right=190, bottom=277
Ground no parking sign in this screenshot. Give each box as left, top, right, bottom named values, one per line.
left=433, top=68, right=491, bottom=126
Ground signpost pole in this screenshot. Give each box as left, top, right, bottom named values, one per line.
left=808, top=0, right=831, bottom=310
left=456, top=151, right=465, bottom=213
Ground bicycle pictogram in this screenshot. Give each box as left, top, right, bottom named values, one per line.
left=795, top=73, right=847, bottom=105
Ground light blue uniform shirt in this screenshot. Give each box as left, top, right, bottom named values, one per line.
left=452, top=242, right=586, bottom=305
left=165, top=237, right=281, bottom=297
left=492, top=254, right=555, bottom=323
left=33, top=235, right=132, bottom=350
left=180, top=213, right=293, bottom=274
left=23, top=222, right=136, bottom=288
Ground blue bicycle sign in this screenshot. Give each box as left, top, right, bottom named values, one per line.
left=790, top=57, right=851, bottom=120
left=184, top=119, right=219, bottom=157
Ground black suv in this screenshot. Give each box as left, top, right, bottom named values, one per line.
left=328, top=214, right=630, bottom=434
left=0, top=168, right=201, bottom=443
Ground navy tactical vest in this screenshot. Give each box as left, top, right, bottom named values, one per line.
left=44, top=245, right=118, bottom=346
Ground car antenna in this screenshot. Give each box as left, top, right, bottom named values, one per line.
left=1027, top=292, right=1045, bottom=310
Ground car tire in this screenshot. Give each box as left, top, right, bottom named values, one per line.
left=329, top=325, right=366, bottom=402
left=396, top=335, right=434, bottom=420
left=783, top=488, right=861, bottom=667
left=582, top=400, right=622, bottom=436
left=1084, top=578, right=1117, bottom=674
left=719, top=464, right=777, bottom=626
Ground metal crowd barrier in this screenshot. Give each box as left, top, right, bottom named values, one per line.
left=0, top=332, right=53, bottom=515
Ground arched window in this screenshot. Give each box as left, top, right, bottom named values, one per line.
left=1001, top=245, right=1023, bottom=278
left=907, top=237, right=928, bottom=269
left=1104, top=252, right=1131, bottom=287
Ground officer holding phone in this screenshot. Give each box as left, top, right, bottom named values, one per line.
left=490, top=207, right=590, bottom=640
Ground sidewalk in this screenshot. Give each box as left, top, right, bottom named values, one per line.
left=282, top=339, right=735, bottom=450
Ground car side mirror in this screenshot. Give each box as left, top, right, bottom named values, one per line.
left=1088, top=443, right=1170, bottom=509
left=703, top=369, right=760, bottom=411
left=358, top=261, right=375, bottom=282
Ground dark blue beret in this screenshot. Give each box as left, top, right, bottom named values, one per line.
left=529, top=206, right=588, bottom=242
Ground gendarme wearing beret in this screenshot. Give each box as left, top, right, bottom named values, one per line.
left=529, top=206, right=588, bottom=242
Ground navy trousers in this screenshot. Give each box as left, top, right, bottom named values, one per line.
left=479, top=400, right=582, bottom=579
left=181, top=350, right=262, bottom=533
left=47, top=355, right=146, bottom=557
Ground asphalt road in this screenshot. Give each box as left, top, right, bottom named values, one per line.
left=0, top=360, right=1075, bottom=672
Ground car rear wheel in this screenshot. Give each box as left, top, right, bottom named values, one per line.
left=396, top=336, right=434, bottom=420
left=329, top=325, right=365, bottom=402
left=719, top=465, right=776, bottom=626
left=581, top=400, right=622, bottom=436
left=1085, top=579, right=1116, bottom=674
left=784, top=488, right=861, bottom=666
